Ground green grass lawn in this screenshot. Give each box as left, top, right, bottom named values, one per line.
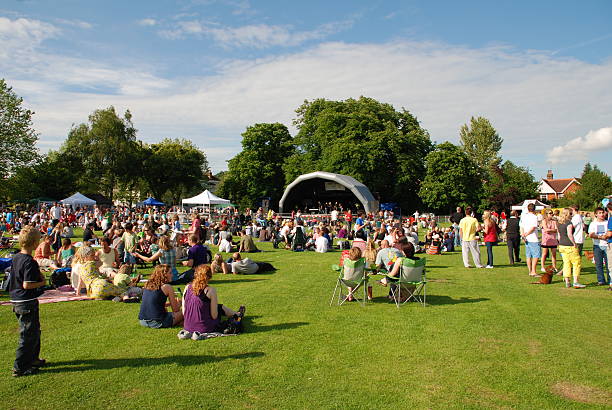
left=0, top=233, right=611, bottom=408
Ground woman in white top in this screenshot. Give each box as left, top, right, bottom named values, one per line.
left=97, top=237, right=119, bottom=276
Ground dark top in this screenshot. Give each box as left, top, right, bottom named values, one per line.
left=188, top=244, right=209, bottom=267
left=83, top=227, right=94, bottom=242
left=557, top=222, right=573, bottom=247
left=138, top=288, right=168, bottom=321
left=506, top=217, right=520, bottom=238
left=9, top=253, right=43, bottom=302
left=183, top=285, right=219, bottom=333
left=450, top=212, right=464, bottom=224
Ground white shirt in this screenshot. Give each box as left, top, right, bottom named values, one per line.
left=588, top=219, right=608, bottom=248
left=571, top=214, right=584, bottom=244
left=519, top=212, right=539, bottom=242
left=331, top=210, right=338, bottom=221
left=315, top=236, right=329, bottom=253
left=51, top=206, right=62, bottom=220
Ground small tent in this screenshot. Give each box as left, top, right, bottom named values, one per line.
left=182, top=190, right=231, bottom=206
left=139, top=197, right=165, bottom=207
left=61, top=192, right=96, bottom=207
left=511, top=199, right=550, bottom=211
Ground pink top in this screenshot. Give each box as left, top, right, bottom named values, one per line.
left=541, top=219, right=558, bottom=246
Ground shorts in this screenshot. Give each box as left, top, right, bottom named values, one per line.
left=541, top=245, right=557, bottom=249
left=139, top=312, right=174, bottom=329
left=123, top=252, right=136, bottom=264
left=525, top=242, right=541, bottom=258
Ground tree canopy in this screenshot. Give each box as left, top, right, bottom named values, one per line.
left=481, top=160, right=538, bottom=211
left=459, top=116, right=503, bottom=175
left=285, top=97, right=433, bottom=210
left=559, top=163, right=612, bottom=209
left=0, top=79, right=39, bottom=181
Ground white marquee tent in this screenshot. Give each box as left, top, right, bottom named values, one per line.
left=182, top=190, right=231, bottom=206
left=511, top=199, right=550, bottom=212
left=60, top=192, right=96, bottom=206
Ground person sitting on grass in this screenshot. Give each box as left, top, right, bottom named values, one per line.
left=374, top=240, right=402, bottom=272
left=178, top=265, right=245, bottom=339
left=179, top=234, right=211, bottom=283
left=211, top=253, right=231, bottom=274
left=97, top=237, right=120, bottom=276
left=56, top=238, right=75, bottom=267
left=238, top=230, right=259, bottom=253
left=230, top=252, right=275, bottom=274
left=378, top=242, right=420, bottom=287
left=133, top=235, right=179, bottom=283
left=138, top=264, right=183, bottom=329
left=34, top=234, right=59, bottom=270
left=9, top=225, right=47, bottom=377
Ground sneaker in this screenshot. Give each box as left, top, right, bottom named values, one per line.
left=31, top=359, right=46, bottom=368
left=238, top=305, right=246, bottom=318
left=540, top=268, right=547, bottom=273
left=476, top=265, right=484, bottom=269
left=12, top=367, right=39, bottom=377
left=486, top=265, right=493, bottom=269
left=112, top=296, right=123, bottom=303
left=573, top=283, right=586, bottom=289
left=177, top=329, right=192, bottom=340
left=191, top=331, right=208, bottom=341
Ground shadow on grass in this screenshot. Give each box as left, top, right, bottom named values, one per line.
left=425, top=295, right=489, bottom=305
left=43, top=352, right=265, bottom=373
left=243, top=317, right=308, bottom=334
left=212, top=278, right=268, bottom=284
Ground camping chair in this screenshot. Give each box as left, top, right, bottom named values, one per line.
left=387, top=257, right=426, bottom=308
left=291, top=228, right=308, bottom=251
left=0, top=257, right=12, bottom=291
left=330, top=257, right=368, bottom=306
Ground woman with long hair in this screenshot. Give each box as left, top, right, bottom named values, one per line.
left=134, top=235, right=178, bottom=281
left=211, top=253, right=231, bottom=274
left=482, top=210, right=498, bottom=268
left=179, top=265, right=245, bottom=339
left=557, top=208, right=585, bottom=288
left=138, top=264, right=183, bottom=328
left=540, top=209, right=559, bottom=273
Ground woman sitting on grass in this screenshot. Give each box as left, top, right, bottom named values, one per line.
left=138, top=264, right=183, bottom=328
left=211, top=253, right=231, bottom=274
left=379, top=242, right=419, bottom=287
left=56, top=238, right=75, bottom=267
left=97, top=237, right=120, bottom=276
left=179, top=265, right=245, bottom=339
left=133, top=235, right=178, bottom=282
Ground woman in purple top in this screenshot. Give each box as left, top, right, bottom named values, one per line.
left=180, top=265, right=245, bottom=338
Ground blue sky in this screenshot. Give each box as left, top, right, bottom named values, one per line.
left=1, top=0, right=611, bottom=180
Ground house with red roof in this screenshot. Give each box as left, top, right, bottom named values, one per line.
left=538, top=170, right=581, bottom=202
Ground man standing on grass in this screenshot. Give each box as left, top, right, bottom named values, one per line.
left=450, top=206, right=464, bottom=248
left=505, top=210, right=521, bottom=265
left=588, top=207, right=609, bottom=285
left=606, top=202, right=612, bottom=291
left=570, top=205, right=585, bottom=256
left=9, top=226, right=48, bottom=377
left=520, top=203, right=541, bottom=277
left=459, top=206, right=483, bottom=268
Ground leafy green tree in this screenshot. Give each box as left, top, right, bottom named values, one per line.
left=217, top=123, right=294, bottom=208
left=459, top=116, right=503, bottom=175
left=58, top=107, right=139, bottom=201
left=285, top=97, right=433, bottom=210
left=0, top=79, right=39, bottom=180
left=481, top=160, right=538, bottom=211
left=419, top=142, right=482, bottom=213
left=559, top=163, right=612, bottom=209
left=142, top=138, right=208, bottom=205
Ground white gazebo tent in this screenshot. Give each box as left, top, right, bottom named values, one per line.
left=182, top=190, right=231, bottom=207
left=60, top=192, right=96, bottom=207
left=511, top=199, right=550, bottom=212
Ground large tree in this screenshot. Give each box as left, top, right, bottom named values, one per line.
left=217, top=123, right=294, bottom=208
left=559, top=163, right=612, bottom=209
left=142, top=138, right=208, bottom=205
left=285, top=97, right=433, bottom=210
left=481, top=160, right=538, bottom=211
left=59, top=107, right=139, bottom=201
left=459, top=116, right=503, bottom=175
left=0, top=79, right=39, bottom=180
left=419, top=142, right=482, bottom=213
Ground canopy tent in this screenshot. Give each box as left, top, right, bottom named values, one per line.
left=60, top=192, right=96, bottom=206
left=182, top=190, right=231, bottom=206
left=279, top=171, right=379, bottom=214
left=137, top=197, right=165, bottom=207
left=511, top=199, right=550, bottom=211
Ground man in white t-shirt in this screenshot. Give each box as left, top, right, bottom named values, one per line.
left=570, top=205, right=584, bottom=255
left=519, top=203, right=541, bottom=277
left=330, top=209, right=338, bottom=224
left=587, top=207, right=609, bottom=285
left=50, top=203, right=62, bottom=222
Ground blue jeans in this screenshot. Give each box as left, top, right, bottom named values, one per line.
left=593, top=246, right=610, bottom=284
left=12, top=299, right=41, bottom=372
left=485, top=242, right=494, bottom=266
left=453, top=224, right=461, bottom=247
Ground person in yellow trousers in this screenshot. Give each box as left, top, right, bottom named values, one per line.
left=557, top=208, right=585, bottom=288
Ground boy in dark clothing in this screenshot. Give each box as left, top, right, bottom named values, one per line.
left=9, top=226, right=47, bottom=377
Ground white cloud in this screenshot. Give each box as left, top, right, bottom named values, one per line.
left=548, top=127, right=612, bottom=164
left=137, top=18, right=157, bottom=26
left=158, top=19, right=354, bottom=48
left=1, top=15, right=611, bottom=175
left=55, top=18, right=93, bottom=29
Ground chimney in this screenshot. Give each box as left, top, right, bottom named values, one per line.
left=546, top=170, right=553, bottom=180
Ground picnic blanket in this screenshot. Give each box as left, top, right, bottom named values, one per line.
left=1, top=288, right=92, bottom=306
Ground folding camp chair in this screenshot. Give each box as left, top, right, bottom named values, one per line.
left=0, top=257, right=12, bottom=291
left=387, top=257, right=426, bottom=308
left=330, top=258, right=368, bottom=306
left=291, top=228, right=308, bottom=251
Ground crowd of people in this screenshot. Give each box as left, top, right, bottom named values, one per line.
left=2, top=199, right=611, bottom=377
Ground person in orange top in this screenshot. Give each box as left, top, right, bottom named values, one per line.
left=34, top=235, right=59, bottom=270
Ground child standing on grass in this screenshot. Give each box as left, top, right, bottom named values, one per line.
left=121, top=222, right=137, bottom=268
left=9, top=226, right=47, bottom=377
